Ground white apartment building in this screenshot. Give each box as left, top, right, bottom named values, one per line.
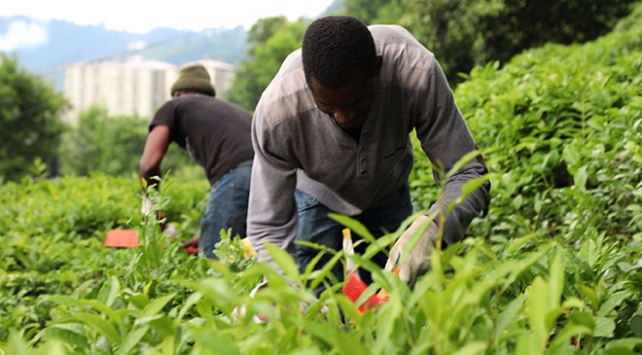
left=64, top=56, right=236, bottom=124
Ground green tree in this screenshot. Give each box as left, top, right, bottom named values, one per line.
left=402, top=0, right=636, bottom=85
left=342, top=0, right=635, bottom=86
left=0, top=54, right=67, bottom=181
left=227, top=17, right=307, bottom=111
left=59, top=106, right=193, bottom=177
left=344, top=0, right=407, bottom=24
left=59, top=106, right=145, bottom=176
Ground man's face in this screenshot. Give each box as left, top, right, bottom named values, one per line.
left=309, top=70, right=376, bottom=130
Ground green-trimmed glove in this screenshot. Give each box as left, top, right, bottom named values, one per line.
left=385, top=215, right=439, bottom=286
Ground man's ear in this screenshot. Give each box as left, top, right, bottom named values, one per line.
left=374, top=55, right=383, bottom=77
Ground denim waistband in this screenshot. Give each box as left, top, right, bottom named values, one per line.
left=235, top=159, right=253, bottom=169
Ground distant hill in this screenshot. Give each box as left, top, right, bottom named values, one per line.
left=0, top=0, right=344, bottom=91
left=322, top=0, right=345, bottom=16
left=0, top=16, right=248, bottom=90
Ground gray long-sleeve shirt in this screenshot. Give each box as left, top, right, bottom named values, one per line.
left=249, top=24, right=490, bottom=269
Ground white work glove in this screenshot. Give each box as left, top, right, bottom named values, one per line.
left=232, top=281, right=328, bottom=324
left=385, top=215, right=439, bottom=286
left=162, top=222, right=178, bottom=239
left=231, top=281, right=270, bottom=323
left=141, top=195, right=154, bottom=217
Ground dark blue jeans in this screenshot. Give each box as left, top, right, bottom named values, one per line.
left=294, top=186, right=413, bottom=289
left=199, top=162, right=252, bottom=259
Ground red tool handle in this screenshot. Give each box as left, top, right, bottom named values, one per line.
left=184, top=246, right=198, bottom=255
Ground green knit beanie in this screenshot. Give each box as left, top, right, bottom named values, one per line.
left=171, top=64, right=216, bottom=97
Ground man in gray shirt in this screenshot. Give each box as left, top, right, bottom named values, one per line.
left=249, top=16, right=490, bottom=289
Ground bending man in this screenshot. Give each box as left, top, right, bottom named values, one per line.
left=140, top=64, right=254, bottom=259
left=249, top=16, right=490, bottom=288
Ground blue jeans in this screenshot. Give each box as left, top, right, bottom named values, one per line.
left=199, top=162, right=252, bottom=259
left=294, top=186, right=413, bottom=289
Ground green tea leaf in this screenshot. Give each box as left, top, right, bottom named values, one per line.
left=126, top=293, right=150, bottom=310
left=547, top=324, right=593, bottom=351
left=191, top=330, right=240, bottom=355
left=505, top=233, right=537, bottom=254
left=177, top=292, right=202, bottom=321
left=193, top=277, right=237, bottom=313
left=562, top=144, right=580, bottom=169
left=595, top=317, right=616, bottom=338
left=452, top=341, right=488, bottom=355
left=328, top=213, right=376, bottom=244
left=6, top=330, right=29, bottom=355
left=568, top=311, right=597, bottom=343
left=526, top=277, right=548, bottom=350
left=307, top=248, right=343, bottom=292
left=297, top=317, right=337, bottom=348
left=47, top=295, right=90, bottom=310
left=70, top=312, right=121, bottom=345
left=136, top=293, right=176, bottom=322
left=37, top=325, right=89, bottom=349
left=515, top=333, right=538, bottom=355
left=78, top=299, right=128, bottom=327
left=604, top=338, right=642, bottom=351
left=598, top=291, right=633, bottom=317
left=549, top=253, right=563, bottom=310
left=265, top=241, right=302, bottom=286
left=495, top=297, right=524, bottom=343
left=630, top=315, right=642, bottom=337
left=336, top=330, right=369, bottom=354
left=117, top=326, right=149, bottom=355
left=573, top=166, right=588, bottom=190
left=373, top=297, right=403, bottom=352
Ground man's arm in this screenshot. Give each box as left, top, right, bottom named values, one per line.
left=416, top=57, right=491, bottom=246
left=247, top=108, right=299, bottom=275
left=139, top=125, right=172, bottom=192
left=386, top=55, right=490, bottom=285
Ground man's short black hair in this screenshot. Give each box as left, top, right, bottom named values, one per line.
left=302, top=16, right=377, bottom=88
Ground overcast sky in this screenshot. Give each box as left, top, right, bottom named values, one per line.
left=0, top=0, right=334, bottom=50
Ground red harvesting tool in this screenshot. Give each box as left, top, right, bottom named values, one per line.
left=340, top=228, right=391, bottom=313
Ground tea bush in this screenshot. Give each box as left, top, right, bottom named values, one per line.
left=412, top=3, right=642, bottom=242
left=0, top=173, right=210, bottom=342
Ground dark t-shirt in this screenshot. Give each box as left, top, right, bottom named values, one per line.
left=150, top=95, right=254, bottom=185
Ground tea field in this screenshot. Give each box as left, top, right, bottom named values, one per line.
left=1, top=7, right=641, bottom=354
